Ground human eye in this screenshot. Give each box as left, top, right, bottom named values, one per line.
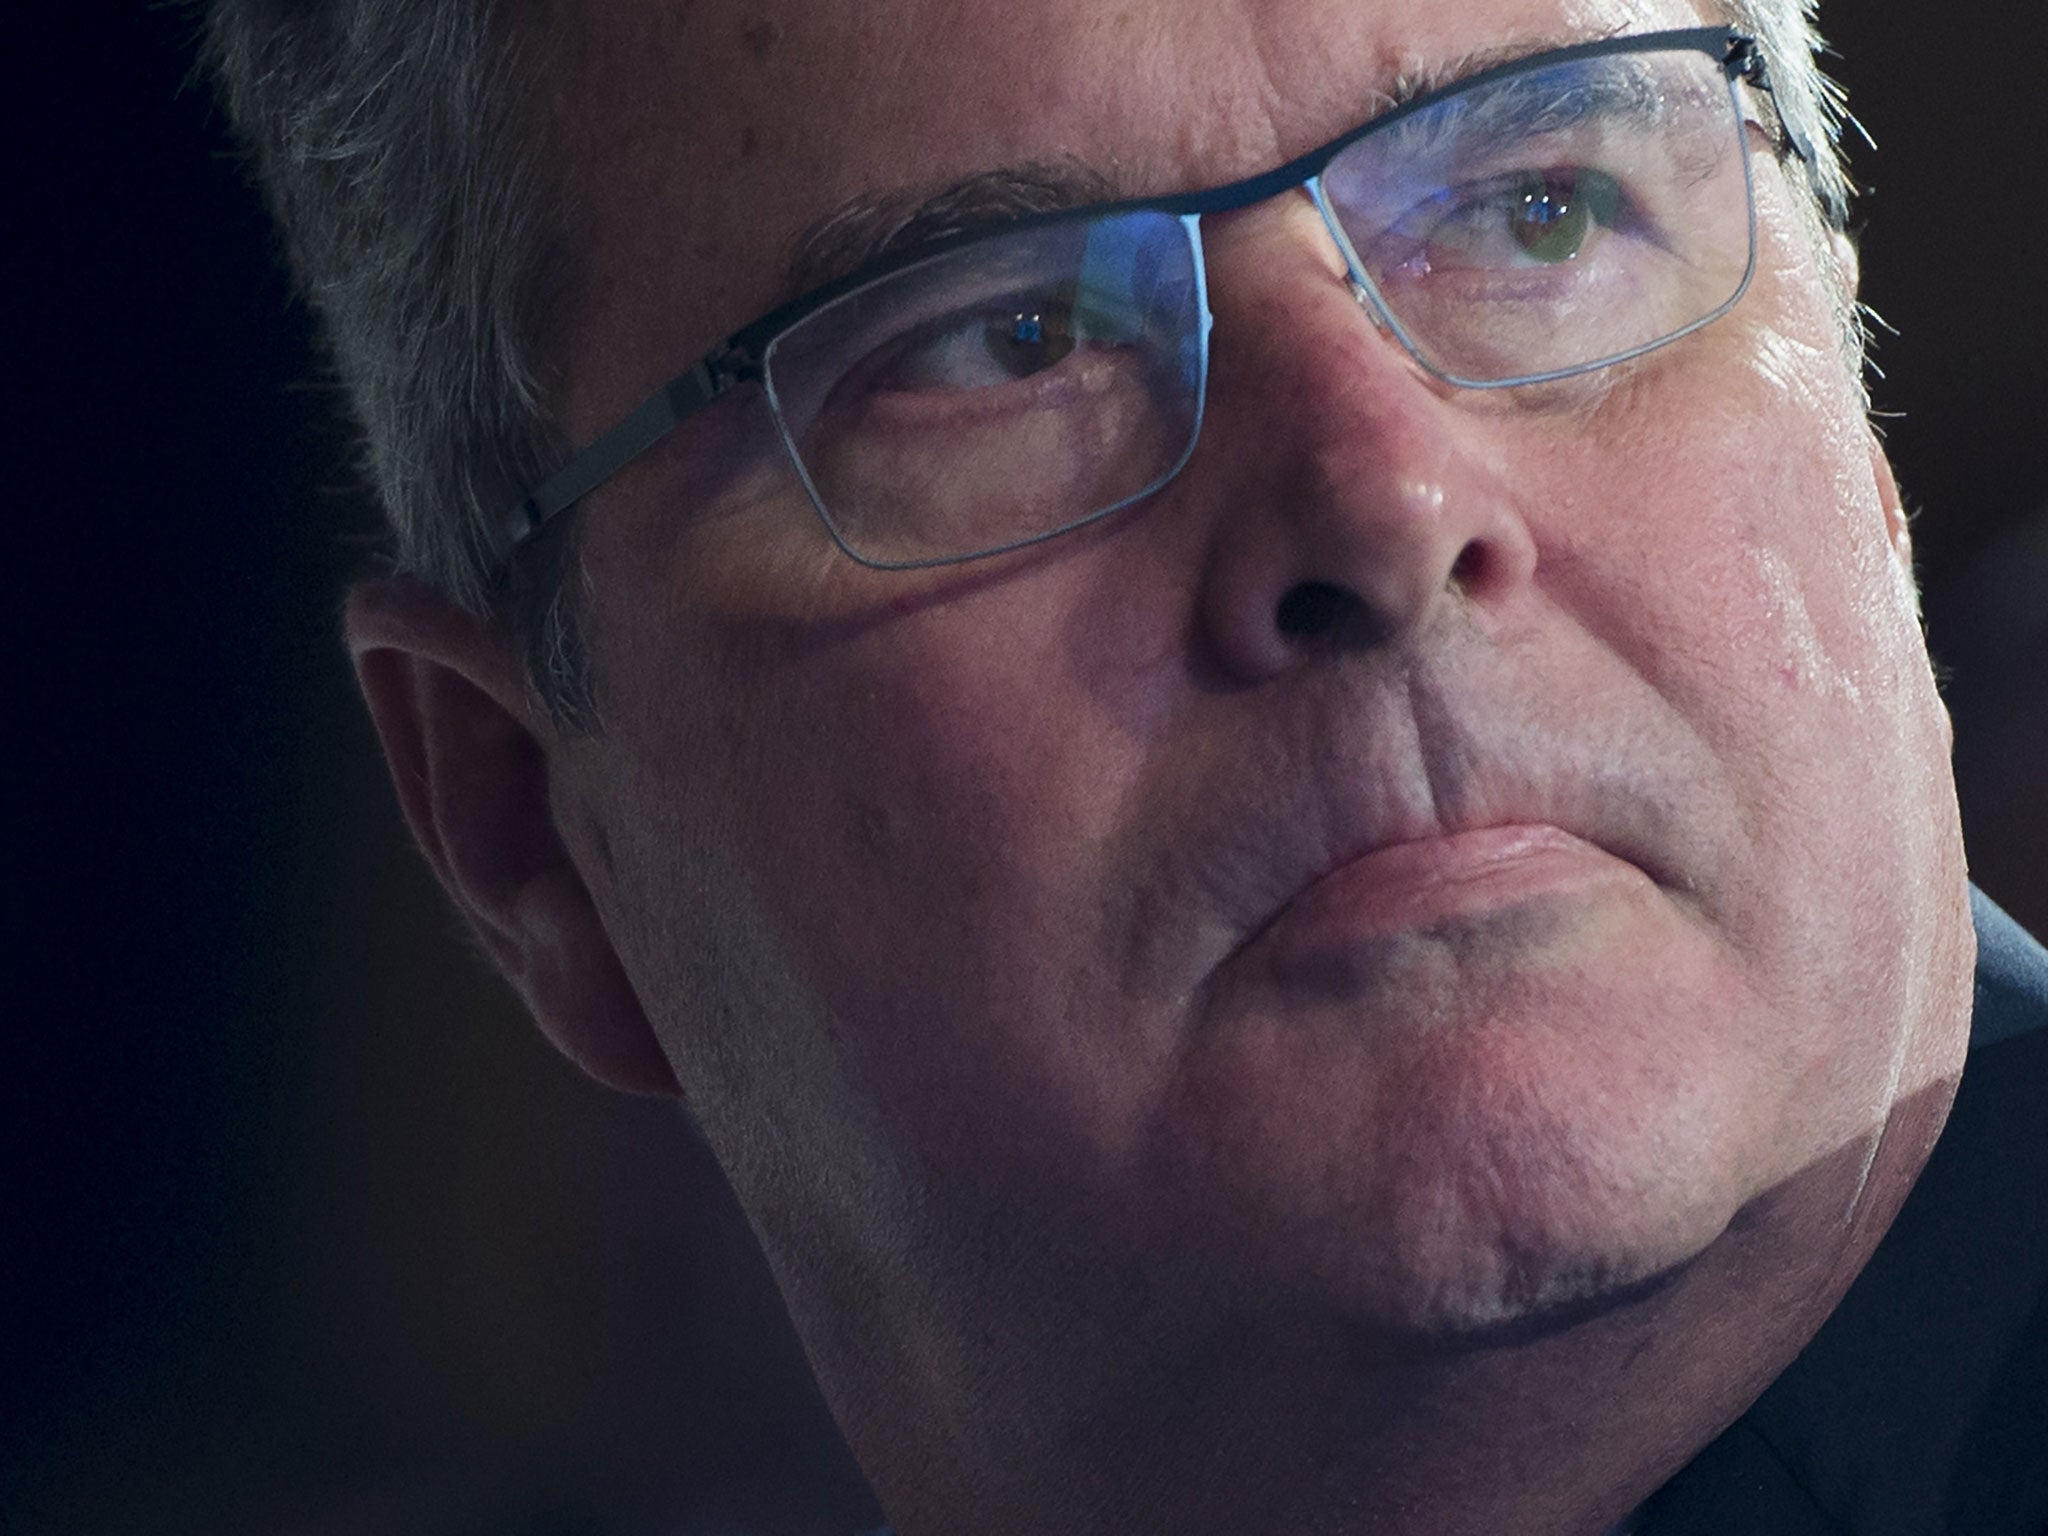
left=761, top=209, right=1203, bottom=562
left=1317, top=46, right=1750, bottom=383
left=1426, top=166, right=1625, bottom=267
left=1372, top=164, right=1649, bottom=282
left=861, top=284, right=1124, bottom=396
left=774, top=212, right=1201, bottom=441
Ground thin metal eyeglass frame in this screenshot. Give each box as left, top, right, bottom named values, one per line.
left=496, top=25, right=1797, bottom=571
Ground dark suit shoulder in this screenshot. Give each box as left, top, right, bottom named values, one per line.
left=1971, top=885, right=2048, bottom=1049
left=1644, top=890, right=2048, bottom=1534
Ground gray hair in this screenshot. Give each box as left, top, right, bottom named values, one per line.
left=200, top=0, right=1856, bottom=729
left=1729, top=3, right=1854, bottom=224
left=198, top=0, right=592, bottom=722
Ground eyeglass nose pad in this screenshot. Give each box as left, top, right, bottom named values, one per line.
left=1307, top=178, right=1387, bottom=332
left=1349, top=277, right=1388, bottom=331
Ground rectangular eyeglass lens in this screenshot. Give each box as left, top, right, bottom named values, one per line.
left=764, top=210, right=1203, bottom=565
left=1320, top=44, right=1753, bottom=384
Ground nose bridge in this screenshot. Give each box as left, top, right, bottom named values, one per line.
left=1194, top=192, right=1455, bottom=465
left=1189, top=175, right=1402, bottom=394
left=1178, top=199, right=1538, bottom=681
left=1180, top=141, right=1395, bottom=321
left=1195, top=178, right=1356, bottom=296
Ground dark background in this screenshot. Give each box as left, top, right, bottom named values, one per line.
left=8, top=4, right=2044, bottom=1533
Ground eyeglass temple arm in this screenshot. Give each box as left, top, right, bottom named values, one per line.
left=492, top=345, right=754, bottom=562
left=1724, top=35, right=1818, bottom=169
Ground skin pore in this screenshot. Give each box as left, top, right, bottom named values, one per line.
left=347, top=0, right=1977, bottom=1531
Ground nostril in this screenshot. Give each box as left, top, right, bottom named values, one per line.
left=1275, top=580, right=1358, bottom=639
left=1450, top=540, right=1484, bottom=587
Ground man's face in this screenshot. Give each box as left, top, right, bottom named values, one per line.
left=543, top=0, right=1971, bottom=1362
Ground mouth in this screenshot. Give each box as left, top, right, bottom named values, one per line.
left=1238, top=823, right=1660, bottom=978
left=1128, top=661, right=1721, bottom=1006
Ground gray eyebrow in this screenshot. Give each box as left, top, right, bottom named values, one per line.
left=1381, top=34, right=1592, bottom=107
left=1379, top=46, right=1679, bottom=162
left=780, top=159, right=1125, bottom=304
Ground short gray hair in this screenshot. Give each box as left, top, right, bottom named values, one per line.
left=1724, top=0, right=1853, bottom=226
left=200, top=0, right=1856, bottom=727
left=198, top=0, right=592, bottom=721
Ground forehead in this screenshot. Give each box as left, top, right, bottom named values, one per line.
left=546, top=0, right=1705, bottom=436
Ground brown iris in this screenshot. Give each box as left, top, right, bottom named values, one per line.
left=1510, top=170, right=1623, bottom=263
left=985, top=296, right=1078, bottom=380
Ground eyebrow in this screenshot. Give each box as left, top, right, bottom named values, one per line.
left=781, top=159, right=1125, bottom=306
left=1380, top=32, right=1599, bottom=108
left=1379, top=43, right=1676, bottom=160
left=774, top=30, right=1610, bottom=304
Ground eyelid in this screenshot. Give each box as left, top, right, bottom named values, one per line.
left=833, top=343, right=1111, bottom=433
left=861, top=283, right=1141, bottom=392
left=826, top=279, right=1071, bottom=372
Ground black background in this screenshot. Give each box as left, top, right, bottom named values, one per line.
left=8, top=4, right=2045, bottom=1532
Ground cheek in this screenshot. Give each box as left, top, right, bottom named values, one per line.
left=1526, top=321, right=1963, bottom=1122
left=1534, top=211, right=1922, bottom=781
left=662, top=577, right=1181, bottom=1164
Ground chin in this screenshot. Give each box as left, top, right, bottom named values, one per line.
left=1356, top=1027, right=1755, bottom=1344
left=1148, top=993, right=1762, bottom=1348
left=1348, top=1187, right=1717, bottom=1346
left=1138, top=1097, right=1756, bottom=1356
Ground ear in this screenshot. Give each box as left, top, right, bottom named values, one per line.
left=1869, top=434, right=1913, bottom=570
left=345, top=575, right=680, bottom=1097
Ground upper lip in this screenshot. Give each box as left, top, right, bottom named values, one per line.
left=1110, top=660, right=1712, bottom=994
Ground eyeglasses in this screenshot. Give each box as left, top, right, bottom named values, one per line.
left=497, top=27, right=1797, bottom=572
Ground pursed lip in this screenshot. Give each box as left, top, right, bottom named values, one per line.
left=1119, top=663, right=1721, bottom=1003
left=1196, top=803, right=1686, bottom=994
left=1257, top=821, right=1656, bottom=952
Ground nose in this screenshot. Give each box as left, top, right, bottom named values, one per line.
left=1182, top=200, right=1539, bottom=682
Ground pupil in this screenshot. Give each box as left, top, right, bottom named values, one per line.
left=985, top=305, right=1075, bottom=379
left=1512, top=176, right=1591, bottom=263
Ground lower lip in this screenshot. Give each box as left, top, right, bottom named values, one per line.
left=1268, top=824, right=1647, bottom=950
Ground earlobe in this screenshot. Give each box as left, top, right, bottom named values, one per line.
left=345, top=576, right=681, bottom=1097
